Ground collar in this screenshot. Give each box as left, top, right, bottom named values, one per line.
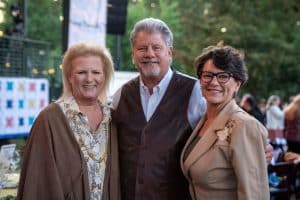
left=139, top=68, right=173, bottom=94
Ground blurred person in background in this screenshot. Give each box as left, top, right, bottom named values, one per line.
left=17, top=43, right=119, bottom=200
left=266, top=95, right=285, bottom=141
left=239, top=93, right=265, bottom=125
left=284, top=94, right=300, bottom=154
left=181, top=45, right=269, bottom=200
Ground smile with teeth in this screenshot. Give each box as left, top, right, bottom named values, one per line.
left=82, top=84, right=96, bottom=88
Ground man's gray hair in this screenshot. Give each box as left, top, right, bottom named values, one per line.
left=130, top=17, right=173, bottom=48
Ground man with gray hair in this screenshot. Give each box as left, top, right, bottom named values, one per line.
left=112, top=17, right=206, bottom=200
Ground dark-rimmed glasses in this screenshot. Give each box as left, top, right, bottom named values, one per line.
left=198, top=71, right=233, bottom=84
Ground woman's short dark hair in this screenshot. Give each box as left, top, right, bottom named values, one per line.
left=194, top=45, right=248, bottom=85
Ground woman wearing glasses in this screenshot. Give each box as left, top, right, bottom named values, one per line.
left=181, top=45, right=269, bottom=200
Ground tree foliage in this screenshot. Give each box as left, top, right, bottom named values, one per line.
left=175, top=0, right=300, bottom=100
left=26, top=0, right=62, bottom=56
left=107, top=0, right=182, bottom=71
left=3, top=0, right=298, bottom=100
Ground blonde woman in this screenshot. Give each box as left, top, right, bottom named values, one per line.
left=17, top=43, right=119, bottom=200
left=266, top=95, right=285, bottom=141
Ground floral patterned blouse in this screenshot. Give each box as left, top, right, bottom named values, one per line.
left=56, top=96, right=110, bottom=200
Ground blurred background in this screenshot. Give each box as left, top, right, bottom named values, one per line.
left=0, top=0, right=299, bottom=198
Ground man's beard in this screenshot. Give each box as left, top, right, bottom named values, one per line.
left=138, top=64, right=161, bottom=78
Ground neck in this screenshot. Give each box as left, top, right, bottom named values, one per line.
left=76, top=99, right=98, bottom=108
left=206, top=102, right=227, bottom=120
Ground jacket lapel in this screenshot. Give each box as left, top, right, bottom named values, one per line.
left=183, top=100, right=240, bottom=173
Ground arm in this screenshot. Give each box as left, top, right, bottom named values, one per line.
left=284, top=152, right=300, bottom=164
left=111, top=87, right=122, bottom=110
left=17, top=111, right=65, bottom=200
left=187, top=81, right=207, bottom=129
left=270, top=106, right=285, bottom=119
left=284, top=95, right=300, bottom=120
left=230, top=119, right=269, bottom=200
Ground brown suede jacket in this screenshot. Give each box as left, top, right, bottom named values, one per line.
left=17, top=103, right=120, bottom=200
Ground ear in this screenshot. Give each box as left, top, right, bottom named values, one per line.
left=168, top=47, right=173, bottom=57
left=68, top=75, right=72, bottom=86
left=235, top=81, right=242, bottom=92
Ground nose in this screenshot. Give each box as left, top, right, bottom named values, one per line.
left=210, top=75, right=219, bottom=84
left=86, top=71, right=93, bottom=81
left=144, top=47, right=155, bottom=57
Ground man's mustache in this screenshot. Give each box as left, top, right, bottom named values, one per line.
left=140, top=59, right=159, bottom=64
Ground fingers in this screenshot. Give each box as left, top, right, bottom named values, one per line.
left=284, top=152, right=300, bottom=163
left=265, top=144, right=274, bottom=163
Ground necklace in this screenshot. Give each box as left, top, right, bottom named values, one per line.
left=65, top=104, right=109, bottom=164
left=77, top=122, right=108, bottom=163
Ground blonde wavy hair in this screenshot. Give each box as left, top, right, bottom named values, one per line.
left=60, top=42, right=114, bottom=103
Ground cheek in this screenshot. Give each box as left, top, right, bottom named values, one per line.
left=68, top=77, right=74, bottom=88
left=97, top=76, right=106, bottom=86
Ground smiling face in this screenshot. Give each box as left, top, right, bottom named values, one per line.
left=69, top=55, right=105, bottom=105
left=132, top=31, right=172, bottom=82
left=200, top=59, right=241, bottom=107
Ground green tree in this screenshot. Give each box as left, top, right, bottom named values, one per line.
left=27, top=0, right=62, bottom=56
left=176, top=0, right=300, bottom=100
left=107, top=0, right=182, bottom=71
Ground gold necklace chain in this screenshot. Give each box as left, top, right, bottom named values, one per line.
left=62, top=99, right=109, bottom=164
left=71, top=110, right=108, bottom=164
left=78, top=129, right=107, bottom=163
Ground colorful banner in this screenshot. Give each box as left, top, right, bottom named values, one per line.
left=0, top=77, right=49, bottom=139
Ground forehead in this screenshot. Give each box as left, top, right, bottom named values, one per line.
left=134, top=31, right=167, bottom=46
left=71, top=55, right=104, bottom=69
left=202, top=59, right=223, bottom=72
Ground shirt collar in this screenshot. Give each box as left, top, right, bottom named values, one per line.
left=140, top=68, right=173, bottom=94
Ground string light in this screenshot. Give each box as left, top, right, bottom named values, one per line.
left=221, top=27, right=227, bottom=33
left=5, top=62, right=11, bottom=68
left=48, top=68, right=55, bottom=74
left=0, top=10, right=4, bottom=23
left=32, top=68, right=38, bottom=75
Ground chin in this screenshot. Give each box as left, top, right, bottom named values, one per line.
left=206, top=97, right=223, bottom=105
left=142, top=66, right=161, bottom=77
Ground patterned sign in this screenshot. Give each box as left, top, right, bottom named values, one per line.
left=0, top=77, right=49, bottom=139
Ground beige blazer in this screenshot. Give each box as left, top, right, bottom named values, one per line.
left=181, top=100, right=269, bottom=200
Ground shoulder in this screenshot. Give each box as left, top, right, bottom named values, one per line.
left=35, top=103, right=64, bottom=123
left=111, top=76, right=140, bottom=110
left=174, top=71, right=197, bottom=82
left=121, top=76, right=140, bottom=89
left=231, top=109, right=268, bottom=140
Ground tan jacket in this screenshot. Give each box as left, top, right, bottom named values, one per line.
left=17, top=103, right=120, bottom=200
left=181, top=100, right=269, bottom=200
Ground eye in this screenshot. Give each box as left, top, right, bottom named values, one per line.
left=218, top=73, right=229, bottom=79
left=77, top=71, right=86, bottom=74
left=153, top=45, right=161, bottom=51
left=202, top=73, right=213, bottom=78
left=93, top=71, right=103, bottom=75
left=137, top=47, right=147, bottom=51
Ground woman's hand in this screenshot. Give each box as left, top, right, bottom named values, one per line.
left=284, top=152, right=300, bottom=164
left=265, top=144, right=273, bottom=163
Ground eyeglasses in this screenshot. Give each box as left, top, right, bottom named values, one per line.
left=198, top=71, right=233, bottom=84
